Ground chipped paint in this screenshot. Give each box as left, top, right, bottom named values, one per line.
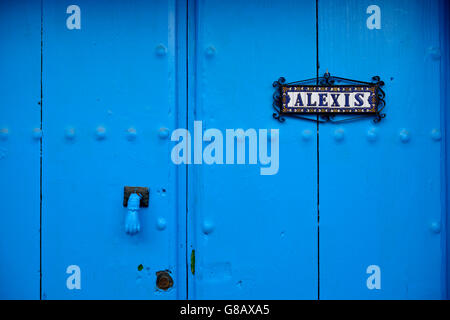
left=190, top=250, right=195, bottom=275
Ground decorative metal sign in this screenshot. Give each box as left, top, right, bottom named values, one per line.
left=273, top=72, right=386, bottom=123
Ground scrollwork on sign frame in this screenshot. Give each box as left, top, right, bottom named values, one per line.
left=272, top=72, right=386, bottom=123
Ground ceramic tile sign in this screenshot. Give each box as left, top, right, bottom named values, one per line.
left=281, top=85, right=378, bottom=114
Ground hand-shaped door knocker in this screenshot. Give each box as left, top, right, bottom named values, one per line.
left=125, top=192, right=142, bottom=235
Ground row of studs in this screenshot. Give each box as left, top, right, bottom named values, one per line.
left=0, top=127, right=170, bottom=141
left=299, top=128, right=441, bottom=143
left=0, top=127, right=442, bottom=143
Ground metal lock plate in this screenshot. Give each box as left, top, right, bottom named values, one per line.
left=123, top=186, right=149, bottom=208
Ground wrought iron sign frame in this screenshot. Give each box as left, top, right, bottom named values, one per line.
left=272, top=72, right=386, bottom=123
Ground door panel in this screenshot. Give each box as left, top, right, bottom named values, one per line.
left=42, top=0, right=185, bottom=299
left=0, top=0, right=41, bottom=300
left=1, top=0, right=446, bottom=300
left=318, top=0, right=443, bottom=299
left=188, top=0, right=318, bottom=299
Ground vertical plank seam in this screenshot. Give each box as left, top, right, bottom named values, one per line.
left=186, top=0, right=189, bottom=300
left=316, top=0, right=320, bottom=301
left=39, top=0, right=43, bottom=301
left=440, top=0, right=450, bottom=300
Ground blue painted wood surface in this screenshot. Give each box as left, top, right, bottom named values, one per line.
left=318, top=0, right=444, bottom=299
left=0, top=0, right=448, bottom=299
left=0, top=0, right=41, bottom=300
left=42, top=0, right=185, bottom=299
left=440, top=0, right=450, bottom=300
left=187, top=0, right=318, bottom=299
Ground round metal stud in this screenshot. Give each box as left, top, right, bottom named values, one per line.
left=205, top=45, right=216, bottom=58
left=126, top=127, right=137, bottom=141
left=0, top=128, right=9, bottom=141
left=367, top=127, right=377, bottom=142
left=158, top=127, right=169, bottom=139
left=0, top=147, right=6, bottom=160
left=399, top=129, right=410, bottom=143
left=155, top=44, right=167, bottom=57
left=65, top=127, right=76, bottom=140
left=156, top=217, right=166, bottom=231
left=96, top=126, right=106, bottom=140
left=430, top=222, right=441, bottom=234
left=430, top=128, right=441, bottom=141
left=428, top=47, right=441, bottom=61
left=202, top=221, right=214, bottom=235
left=32, top=128, right=42, bottom=140
left=302, top=129, right=312, bottom=141
left=334, top=128, right=345, bottom=142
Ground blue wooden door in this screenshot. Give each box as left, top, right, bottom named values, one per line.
left=187, top=0, right=447, bottom=299
left=187, top=0, right=319, bottom=299
left=0, top=0, right=448, bottom=300
left=317, top=0, right=445, bottom=299
left=0, top=0, right=41, bottom=300
left=42, top=0, right=186, bottom=299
